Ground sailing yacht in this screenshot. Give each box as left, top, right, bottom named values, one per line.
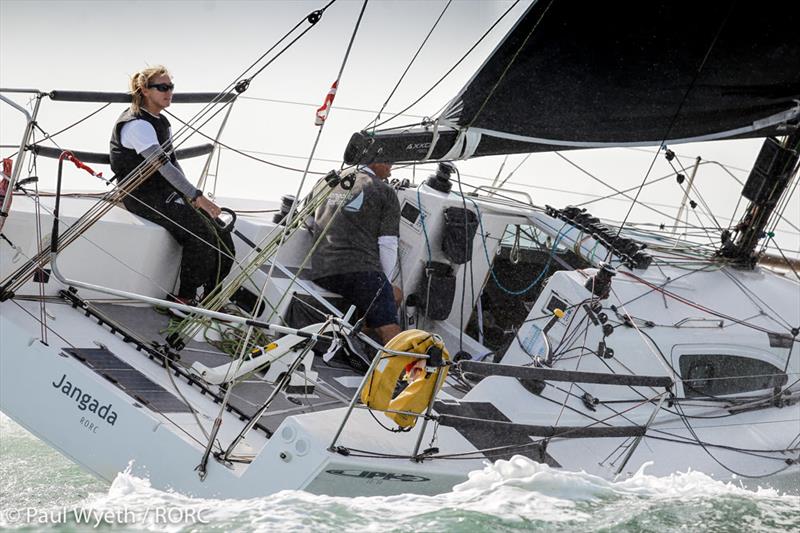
left=1, top=0, right=798, bottom=497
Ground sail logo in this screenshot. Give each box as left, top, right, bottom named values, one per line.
left=326, top=469, right=429, bottom=482
left=406, top=142, right=431, bottom=151
left=52, top=374, right=118, bottom=425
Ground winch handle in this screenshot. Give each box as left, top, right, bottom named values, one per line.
left=215, top=207, right=237, bottom=232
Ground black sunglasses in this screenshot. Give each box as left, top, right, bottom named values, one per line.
left=147, top=83, right=175, bottom=92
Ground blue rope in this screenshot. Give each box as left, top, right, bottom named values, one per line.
left=416, top=184, right=433, bottom=263
left=467, top=198, right=567, bottom=296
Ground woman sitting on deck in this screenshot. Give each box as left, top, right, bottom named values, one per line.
left=109, top=65, right=234, bottom=305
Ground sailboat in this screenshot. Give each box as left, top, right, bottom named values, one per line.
left=1, top=0, right=798, bottom=498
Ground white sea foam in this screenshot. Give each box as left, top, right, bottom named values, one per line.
left=454, top=455, right=787, bottom=500
left=2, top=414, right=797, bottom=533
left=65, top=455, right=797, bottom=532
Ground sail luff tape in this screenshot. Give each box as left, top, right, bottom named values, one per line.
left=752, top=103, right=800, bottom=131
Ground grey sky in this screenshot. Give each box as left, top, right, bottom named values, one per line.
left=1, top=0, right=797, bottom=255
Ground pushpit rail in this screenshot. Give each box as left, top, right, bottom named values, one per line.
left=0, top=87, right=237, bottom=297
left=328, top=336, right=448, bottom=461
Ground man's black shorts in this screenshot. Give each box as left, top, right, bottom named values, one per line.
left=314, top=271, right=398, bottom=328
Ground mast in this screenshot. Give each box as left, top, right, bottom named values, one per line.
left=719, top=130, right=800, bottom=267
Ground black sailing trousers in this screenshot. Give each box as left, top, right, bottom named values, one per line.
left=123, top=192, right=235, bottom=299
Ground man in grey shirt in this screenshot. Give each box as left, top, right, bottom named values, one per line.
left=312, top=162, right=402, bottom=344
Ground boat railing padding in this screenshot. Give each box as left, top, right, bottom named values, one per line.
left=29, top=143, right=214, bottom=165
left=47, top=90, right=237, bottom=104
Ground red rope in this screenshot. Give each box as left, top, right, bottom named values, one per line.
left=59, top=150, right=103, bottom=178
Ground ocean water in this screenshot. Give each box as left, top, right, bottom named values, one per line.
left=1, top=414, right=798, bottom=532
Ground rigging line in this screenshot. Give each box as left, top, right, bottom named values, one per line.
left=771, top=163, right=800, bottom=234
left=168, top=2, right=338, bottom=150
left=239, top=95, right=428, bottom=120
left=727, top=182, right=747, bottom=234
left=5, top=103, right=113, bottom=160
left=760, top=159, right=800, bottom=257
left=170, top=1, right=337, bottom=148
left=370, top=0, right=524, bottom=130
left=454, top=166, right=472, bottom=352
left=240, top=0, right=338, bottom=85
left=28, top=133, right=48, bottom=342
left=162, top=357, right=211, bottom=442
left=13, top=188, right=176, bottom=297
left=260, top=0, right=370, bottom=328
left=668, top=155, right=722, bottom=230
left=767, top=235, right=800, bottom=283
left=164, top=112, right=324, bottom=175
left=784, top=329, right=797, bottom=376
left=9, top=299, right=74, bottom=348
left=433, top=392, right=666, bottom=460
left=555, top=152, right=708, bottom=232
left=554, top=310, right=593, bottom=359
left=687, top=194, right=720, bottom=250
left=495, top=154, right=531, bottom=190
left=613, top=262, right=714, bottom=309
left=645, top=433, right=800, bottom=462
left=609, top=285, right=678, bottom=382
left=553, top=303, right=594, bottom=429
left=233, top=3, right=335, bottom=87
left=706, top=159, right=749, bottom=186
left=622, top=269, right=798, bottom=338
left=136, top=1, right=337, bottom=175
left=551, top=302, right=591, bottom=355
left=366, top=0, right=453, bottom=133
left=417, top=163, right=708, bottom=213
left=720, top=268, right=795, bottom=331
left=490, top=155, right=509, bottom=188
left=463, top=0, right=555, bottom=131
left=612, top=3, right=737, bottom=247
left=219, top=146, right=341, bottom=165
left=672, top=400, right=795, bottom=479
left=789, top=431, right=800, bottom=451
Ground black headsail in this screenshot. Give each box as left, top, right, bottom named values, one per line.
left=345, top=1, right=800, bottom=164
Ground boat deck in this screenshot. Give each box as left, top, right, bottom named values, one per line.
left=78, top=301, right=464, bottom=434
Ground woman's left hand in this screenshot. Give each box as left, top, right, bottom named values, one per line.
left=193, top=194, right=222, bottom=219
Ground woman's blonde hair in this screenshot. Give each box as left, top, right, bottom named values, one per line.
left=129, top=65, right=171, bottom=114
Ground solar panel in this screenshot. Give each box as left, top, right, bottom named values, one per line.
left=65, top=348, right=191, bottom=413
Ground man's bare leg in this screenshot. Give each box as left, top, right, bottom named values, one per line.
left=375, top=323, right=402, bottom=345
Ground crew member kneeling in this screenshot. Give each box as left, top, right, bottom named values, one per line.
left=311, top=161, right=402, bottom=344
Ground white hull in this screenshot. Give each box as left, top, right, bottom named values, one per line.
left=1, top=189, right=798, bottom=496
